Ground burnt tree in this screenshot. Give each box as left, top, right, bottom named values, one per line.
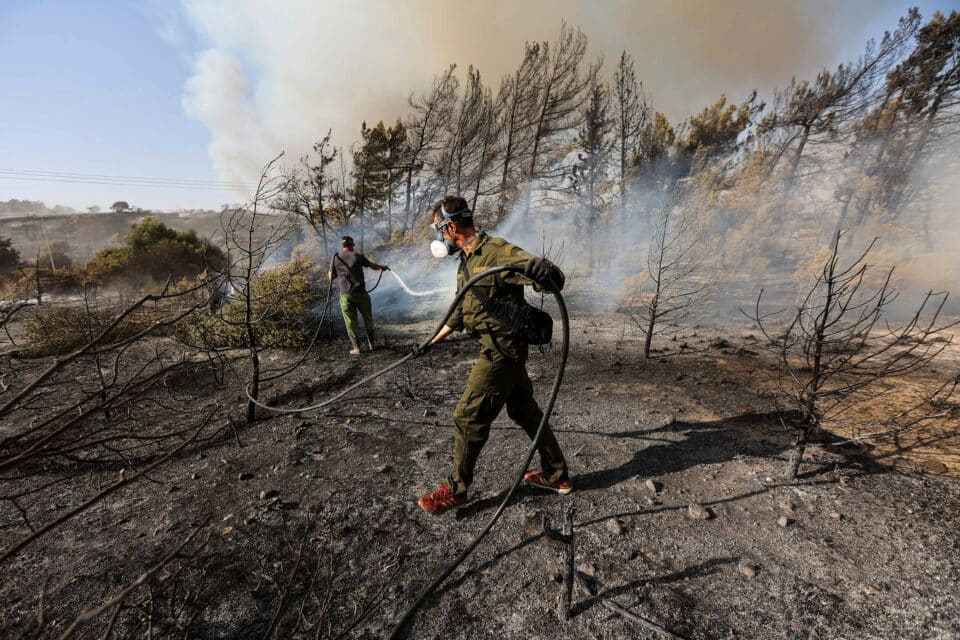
left=747, top=230, right=957, bottom=480
left=274, top=131, right=339, bottom=255
left=611, top=51, right=649, bottom=216
left=213, top=154, right=294, bottom=423
left=521, top=23, right=598, bottom=217
left=630, top=198, right=715, bottom=359
left=569, top=77, right=613, bottom=270
left=402, top=65, right=458, bottom=231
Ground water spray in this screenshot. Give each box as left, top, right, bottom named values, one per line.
left=388, top=269, right=452, bottom=297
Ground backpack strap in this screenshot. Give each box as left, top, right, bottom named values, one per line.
left=334, top=252, right=361, bottom=288
left=458, top=258, right=505, bottom=309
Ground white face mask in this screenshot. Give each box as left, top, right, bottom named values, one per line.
left=430, top=218, right=459, bottom=257
left=430, top=239, right=454, bottom=258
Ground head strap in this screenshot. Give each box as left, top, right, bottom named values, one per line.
left=440, top=203, right=472, bottom=220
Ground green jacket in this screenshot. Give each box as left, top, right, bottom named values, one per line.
left=449, top=232, right=546, bottom=361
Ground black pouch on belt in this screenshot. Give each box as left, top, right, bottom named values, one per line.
left=460, top=262, right=553, bottom=345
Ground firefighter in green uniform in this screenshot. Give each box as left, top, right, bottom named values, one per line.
left=415, top=195, right=573, bottom=514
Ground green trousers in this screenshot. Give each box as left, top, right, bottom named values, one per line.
left=443, top=349, right=569, bottom=496
left=338, top=292, right=375, bottom=348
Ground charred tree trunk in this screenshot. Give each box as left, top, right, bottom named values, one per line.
left=403, top=168, right=413, bottom=231
left=619, top=139, right=628, bottom=215
left=247, top=348, right=260, bottom=424
left=643, top=296, right=658, bottom=359
left=243, top=249, right=259, bottom=424
left=784, top=235, right=834, bottom=480
left=320, top=216, right=330, bottom=256
left=471, top=133, right=493, bottom=213
left=833, top=190, right=857, bottom=245
left=34, top=261, right=42, bottom=307
left=784, top=123, right=811, bottom=191
left=785, top=422, right=810, bottom=481
left=523, top=101, right=549, bottom=218
left=498, top=97, right=521, bottom=217
left=386, top=170, right=394, bottom=239
left=558, top=502, right=575, bottom=622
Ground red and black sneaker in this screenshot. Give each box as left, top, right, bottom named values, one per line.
left=523, top=471, right=574, bottom=495
left=418, top=485, right=468, bottom=514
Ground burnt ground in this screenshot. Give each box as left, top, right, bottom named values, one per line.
left=1, top=309, right=959, bottom=639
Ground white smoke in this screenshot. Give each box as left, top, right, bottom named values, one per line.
left=872, top=140, right=960, bottom=316
left=175, top=0, right=901, bottom=201
left=182, top=49, right=275, bottom=199
left=175, top=1, right=956, bottom=323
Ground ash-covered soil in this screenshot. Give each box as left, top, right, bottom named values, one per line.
left=1, top=312, right=959, bottom=639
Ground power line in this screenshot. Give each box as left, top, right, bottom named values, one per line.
left=0, top=168, right=255, bottom=187
left=0, top=168, right=256, bottom=191
left=0, top=175, right=247, bottom=192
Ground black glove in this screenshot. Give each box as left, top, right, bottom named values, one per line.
left=524, top=257, right=565, bottom=292
left=410, top=343, right=430, bottom=359
left=383, top=265, right=391, bottom=271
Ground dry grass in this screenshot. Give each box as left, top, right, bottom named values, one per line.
left=828, top=373, right=960, bottom=476
left=714, top=337, right=960, bottom=476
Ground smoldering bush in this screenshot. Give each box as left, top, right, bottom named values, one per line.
left=181, top=256, right=325, bottom=349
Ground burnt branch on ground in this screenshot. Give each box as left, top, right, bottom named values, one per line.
left=0, top=279, right=225, bottom=480
left=0, top=276, right=217, bottom=420
left=0, top=350, right=219, bottom=473
left=0, top=405, right=219, bottom=566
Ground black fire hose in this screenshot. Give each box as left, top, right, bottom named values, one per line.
left=366, top=267, right=386, bottom=293
left=246, top=264, right=567, bottom=417
left=244, top=265, right=570, bottom=637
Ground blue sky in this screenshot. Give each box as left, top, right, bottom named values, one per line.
left=0, top=0, right=235, bottom=210
left=1, top=0, right=957, bottom=212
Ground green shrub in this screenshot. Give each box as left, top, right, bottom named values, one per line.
left=85, top=246, right=133, bottom=283
left=182, top=256, right=324, bottom=349
left=85, top=217, right=224, bottom=288
left=22, top=304, right=153, bottom=357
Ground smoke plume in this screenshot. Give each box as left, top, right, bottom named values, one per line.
left=178, top=0, right=903, bottom=196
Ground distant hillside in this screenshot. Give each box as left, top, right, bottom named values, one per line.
left=0, top=211, right=225, bottom=267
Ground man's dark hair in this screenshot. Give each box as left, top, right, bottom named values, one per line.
left=341, top=235, right=355, bottom=247
left=432, top=195, right=473, bottom=228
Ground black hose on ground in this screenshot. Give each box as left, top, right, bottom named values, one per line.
left=247, top=264, right=562, bottom=415
left=257, top=276, right=336, bottom=384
